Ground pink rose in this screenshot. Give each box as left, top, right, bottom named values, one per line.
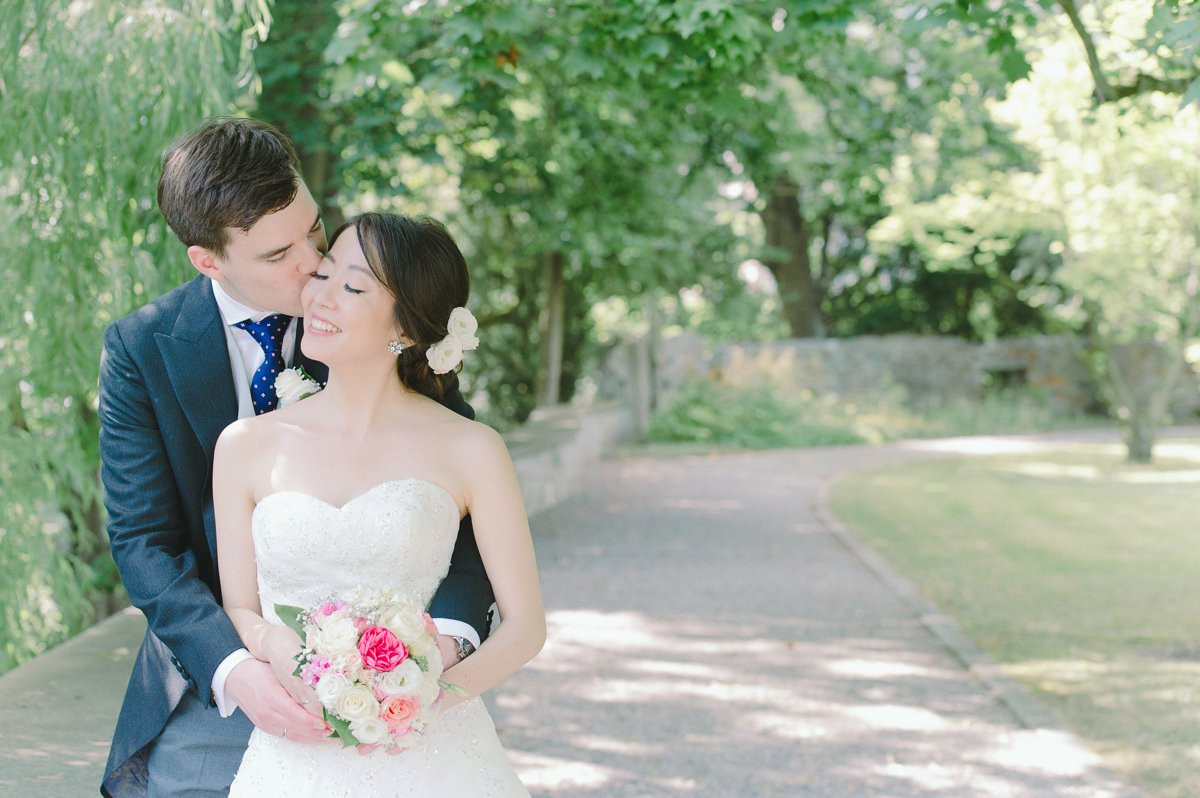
left=358, top=625, right=407, bottom=673
left=380, top=694, right=421, bottom=734
left=317, top=600, right=347, bottom=617
left=300, top=655, right=332, bottom=687
left=422, top=613, right=438, bottom=638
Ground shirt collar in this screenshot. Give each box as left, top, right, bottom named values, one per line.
left=211, top=279, right=287, bottom=327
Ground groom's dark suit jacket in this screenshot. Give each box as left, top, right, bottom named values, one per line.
left=98, top=274, right=493, bottom=795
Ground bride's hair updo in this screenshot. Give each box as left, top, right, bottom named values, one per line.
left=329, top=212, right=470, bottom=400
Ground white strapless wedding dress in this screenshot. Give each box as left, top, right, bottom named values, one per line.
left=228, top=479, right=529, bottom=797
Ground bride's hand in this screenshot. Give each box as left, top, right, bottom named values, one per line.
left=263, top=626, right=323, bottom=719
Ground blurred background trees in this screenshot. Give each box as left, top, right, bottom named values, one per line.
left=3, top=0, right=1198, bottom=670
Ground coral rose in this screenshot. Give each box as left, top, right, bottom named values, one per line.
left=380, top=694, right=422, bottom=734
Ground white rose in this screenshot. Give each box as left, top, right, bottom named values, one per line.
left=426, top=337, right=464, bottom=374
left=376, top=659, right=423, bottom=697
left=446, top=307, right=479, bottom=351
left=378, top=605, right=425, bottom=642
left=274, top=368, right=321, bottom=407
left=315, top=617, right=359, bottom=656
left=349, top=715, right=389, bottom=746
left=407, top=634, right=438, bottom=668
left=418, top=671, right=443, bottom=706
left=315, top=672, right=352, bottom=706
left=334, top=683, right=380, bottom=723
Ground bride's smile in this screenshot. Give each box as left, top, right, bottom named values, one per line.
left=308, top=315, right=341, bottom=334
left=299, top=228, right=401, bottom=366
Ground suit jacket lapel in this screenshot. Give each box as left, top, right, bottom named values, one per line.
left=155, top=277, right=238, bottom=466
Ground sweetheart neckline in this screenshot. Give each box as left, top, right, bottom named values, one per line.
left=255, top=478, right=458, bottom=514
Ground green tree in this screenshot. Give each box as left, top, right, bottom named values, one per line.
left=937, top=0, right=1200, bottom=103
left=269, top=0, right=792, bottom=420
left=0, top=0, right=266, bottom=671
left=970, top=7, right=1200, bottom=460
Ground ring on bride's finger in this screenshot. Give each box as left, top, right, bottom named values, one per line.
left=282, top=729, right=288, bottom=738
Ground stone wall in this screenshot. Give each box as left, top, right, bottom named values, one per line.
left=505, top=402, right=637, bottom=516
left=638, top=332, right=1199, bottom=418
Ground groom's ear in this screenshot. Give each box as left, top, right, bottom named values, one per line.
left=186, top=245, right=224, bottom=280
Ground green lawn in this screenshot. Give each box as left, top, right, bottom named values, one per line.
left=829, top=441, right=1200, bottom=798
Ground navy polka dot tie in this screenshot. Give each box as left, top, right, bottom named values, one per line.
left=234, top=314, right=290, bottom=415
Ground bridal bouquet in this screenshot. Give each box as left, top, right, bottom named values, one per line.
left=276, top=588, right=462, bottom=749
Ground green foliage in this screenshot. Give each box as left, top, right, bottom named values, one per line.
left=645, top=379, right=1092, bottom=452
left=8, top=0, right=1197, bottom=669
left=0, top=0, right=265, bottom=672
left=645, top=380, right=867, bottom=449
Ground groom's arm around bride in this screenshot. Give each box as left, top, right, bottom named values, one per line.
left=97, top=117, right=496, bottom=797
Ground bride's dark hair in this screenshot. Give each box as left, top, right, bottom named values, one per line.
left=327, top=212, right=470, bottom=400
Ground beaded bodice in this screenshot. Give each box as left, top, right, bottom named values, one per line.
left=251, top=479, right=459, bottom=624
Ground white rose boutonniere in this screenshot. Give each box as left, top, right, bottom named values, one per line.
left=274, top=365, right=322, bottom=407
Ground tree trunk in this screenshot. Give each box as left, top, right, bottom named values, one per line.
left=1107, top=338, right=1178, bottom=463
left=253, top=0, right=344, bottom=229
left=536, top=250, right=566, bottom=407
left=762, top=175, right=822, bottom=337
left=646, top=289, right=661, bottom=412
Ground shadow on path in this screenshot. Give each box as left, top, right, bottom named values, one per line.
left=5, top=428, right=1183, bottom=796
left=490, top=436, right=1156, bottom=797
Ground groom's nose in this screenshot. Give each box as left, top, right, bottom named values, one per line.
left=297, top=239, right=323, bottom=274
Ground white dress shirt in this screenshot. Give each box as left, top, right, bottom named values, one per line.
left=206, top=280, right=479, bottom=717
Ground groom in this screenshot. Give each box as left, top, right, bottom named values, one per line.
left=98, top=117, right=494, bottom=796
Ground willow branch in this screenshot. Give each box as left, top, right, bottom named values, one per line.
left=1059, top=0, right=1112, bottom=102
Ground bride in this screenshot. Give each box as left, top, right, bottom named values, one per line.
left=212, top=212, right=545, bottom=796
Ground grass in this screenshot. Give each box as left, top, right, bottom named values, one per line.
left=828, top=441, right=1200, bottom=798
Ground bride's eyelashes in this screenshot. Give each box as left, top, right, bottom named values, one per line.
left=308, top=271, right=365, bottom=295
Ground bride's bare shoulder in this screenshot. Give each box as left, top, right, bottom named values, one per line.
left=445, top=416, right=510, bottom=464
left=215, top=409, right=289, bottom=458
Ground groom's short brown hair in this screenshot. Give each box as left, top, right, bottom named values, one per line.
left=157, top=117, right=302, bottom=257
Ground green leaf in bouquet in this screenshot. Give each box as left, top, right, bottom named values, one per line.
left=410, top=654, right=428, bottom=671
left=439, top=680, right=468, bottom=698
left=274, top=604, right=308, bottom=637
left=323, top=708, right=361, bottom=748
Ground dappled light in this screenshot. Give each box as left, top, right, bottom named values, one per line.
left=832, top=438, right=1200, bottom=798
left=6, top=0, right=1200, bottom=795
left=1000, top=462, right=1200, bottom=484
left=486, top=450, right=1135, bottom=795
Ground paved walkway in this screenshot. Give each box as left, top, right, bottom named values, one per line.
left=490, top=438, right=1144, bottom=797
left=6, top=430, right=1182, bottom=796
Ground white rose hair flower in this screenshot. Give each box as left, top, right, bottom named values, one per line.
left=425, top=306, right=479, bottom=375
left=445, top=307, right=480, bottom=350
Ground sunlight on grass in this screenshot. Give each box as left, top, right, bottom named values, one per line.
left=829, top=441, right=1200, bottom=798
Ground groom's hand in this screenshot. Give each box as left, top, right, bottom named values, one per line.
left=225, top=658, right=329, bottom=742
left=436, top=634, right=468, bottom=668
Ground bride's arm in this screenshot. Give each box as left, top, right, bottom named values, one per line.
left=214, top=422, right=327, bottom=737
left=440, top=424, right=546, bottom=702
left=213, top=421, right=279, bottom=661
